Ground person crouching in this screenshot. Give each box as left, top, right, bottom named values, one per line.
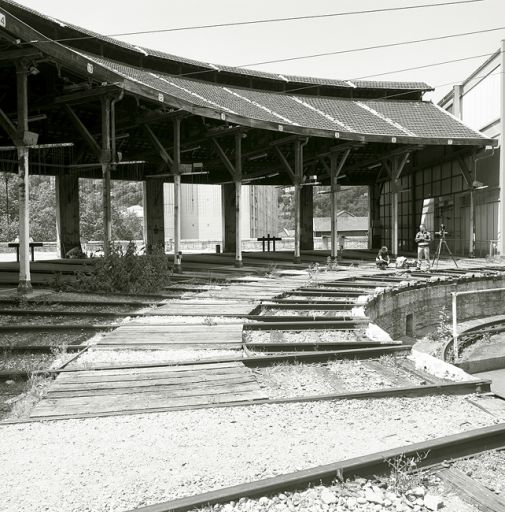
left=376, top=246, right=390, bottom=270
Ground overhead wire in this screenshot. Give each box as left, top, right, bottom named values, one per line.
left=26, top=0, right=485, bottom=43
left=238, top=25, right=505, bottom=68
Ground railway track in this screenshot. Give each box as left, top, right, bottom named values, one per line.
left=129, top=423, right=505, bottom=512
left=2, top=262, right=505, bottom=512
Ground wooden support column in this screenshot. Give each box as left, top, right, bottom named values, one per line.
left=330, top=149, right=351, bottom=258
left=16, top=62, right=31, bottom=293
left=388, top=153, right=410, bottom=256
left=100, top=96, right=112, bottom=256
left=234, top=133, right=243, bottom=267
left=500, top=40, right=505, bottom=256
left=293, top=139, right=304, bottom=264
left=367, top=184, right=373, bottom=250
left=173, top=117, right=182, bottom=273
left=369, top=182, right=382, bottom=250
left=391, top=187, right=399, bottom=256
left=457, top=154, right=476, bottom=257
left=143, top=179, right=165, bottom=250
left=221, top=183, right=237, bottom=253
left=55, top=173, right=81, bottom=257
left=300, top=185, right=314, bottom=251
left=212, top=135, right=244, bottom=263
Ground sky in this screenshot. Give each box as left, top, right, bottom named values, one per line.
left=13, top=0, right=505, bottom=102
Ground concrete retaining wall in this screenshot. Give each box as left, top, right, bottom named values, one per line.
left=366, top=274, right=505, bottom=339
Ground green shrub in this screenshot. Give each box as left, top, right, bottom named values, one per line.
left=73, top=241, right=172, bottom=294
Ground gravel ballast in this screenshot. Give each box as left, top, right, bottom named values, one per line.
left=244, top=329, right=369, bottom=344
left=0, top=396, right=500, bottom=512
left=253, top=359, right=423, bottom=398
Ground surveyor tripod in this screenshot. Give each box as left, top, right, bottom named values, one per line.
left=432, top=226, right=458, bottom=268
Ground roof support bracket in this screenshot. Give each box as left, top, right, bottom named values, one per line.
left=274, top=145, right=296, bottom=184
left=63, top=104, right=101, bottom=160
left=0, top=108, right=18, bottom=143
left=212, top=137, right=238, bottom=180
left=144, top=124, right=173, bottom=171
left=456, top=154, right=473, bottom=187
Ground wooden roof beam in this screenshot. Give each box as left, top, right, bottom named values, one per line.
left=54, top=84, right=121, bottom=106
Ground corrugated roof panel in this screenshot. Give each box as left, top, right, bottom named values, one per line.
left=301, top=96, right=407, bottom=137
left=69, top=51, right=491, bottom=144
left=167, top=75, right=291, bottom=124
left=364, top=100, right=485, bottom=140
left=353, top=80, right=430, bottom=91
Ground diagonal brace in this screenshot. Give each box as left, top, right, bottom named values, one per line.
left=63, top=104, right=101, bottom=160
left=456, top=154, right=473, bottom=187
left=212, top=138, right=237, bottom=179
left=274, top=145, right=296, bottom=183
left=0, top=108, right=18, bottom=143
left=144, top=124, right=173, bottom=170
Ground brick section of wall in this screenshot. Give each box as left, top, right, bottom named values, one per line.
left=366, top=275, right=505, bottom=339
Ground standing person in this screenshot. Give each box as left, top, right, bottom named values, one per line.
left=415, top=224, right=431, bottom=271
left=376, top=246, right=390, bottom=270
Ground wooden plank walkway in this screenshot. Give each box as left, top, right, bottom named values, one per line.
left=30, top=362, right=267, bottom=419
left=153, top=301, right=254, bottom=316
left=26, top=269, right=380, bottom=420
left=97, top=324, right=244, bottom=349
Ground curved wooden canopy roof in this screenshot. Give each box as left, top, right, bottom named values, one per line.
left=0, top=0, right=496, bottom=186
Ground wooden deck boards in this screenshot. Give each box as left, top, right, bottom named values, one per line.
left=30, top=362, right=267, bottom=419
left=154, top=302, right=255, bottom=316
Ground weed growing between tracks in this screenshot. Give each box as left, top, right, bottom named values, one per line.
left=264, top=263, right=279, bottom=279
left=384, top=451, right=430, bottom=494
left=57, top=242, right=173, bottom=294
left=8, top=374, right=52, bottom=420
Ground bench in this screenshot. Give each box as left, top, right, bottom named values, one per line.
left=257, top=234, right=282, bottom=252
left=8, top=242, right=43, bottom=262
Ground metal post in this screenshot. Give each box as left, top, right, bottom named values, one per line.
left=499, top=39, right=505, bottom=256
left=293, top=140, right=302, bottom=264
left=173, top=118, right=182, bottom=273
left=235, top=133, right=243, bottom=268
left=330, top=153, right=338, bottom=259
left=16, top=62, right=31, bottom=293
left=452, top=292, right=458, bottom=360
left=101, top=96, right=112, bottom=256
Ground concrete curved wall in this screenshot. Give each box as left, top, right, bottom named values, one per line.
left=366, top=274, right=505, bottom=339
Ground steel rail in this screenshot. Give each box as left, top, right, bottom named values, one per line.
left=128, top=422, right=505, bottom=512
left=1, top=344, right=86, bottom=354
left=245, top=341, right=396, bottom=352
left=2, top=378, right=490, bottom=424
left=29, top=345, right=413, bottom=376
left=244, top=319, right=369, bottom=330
